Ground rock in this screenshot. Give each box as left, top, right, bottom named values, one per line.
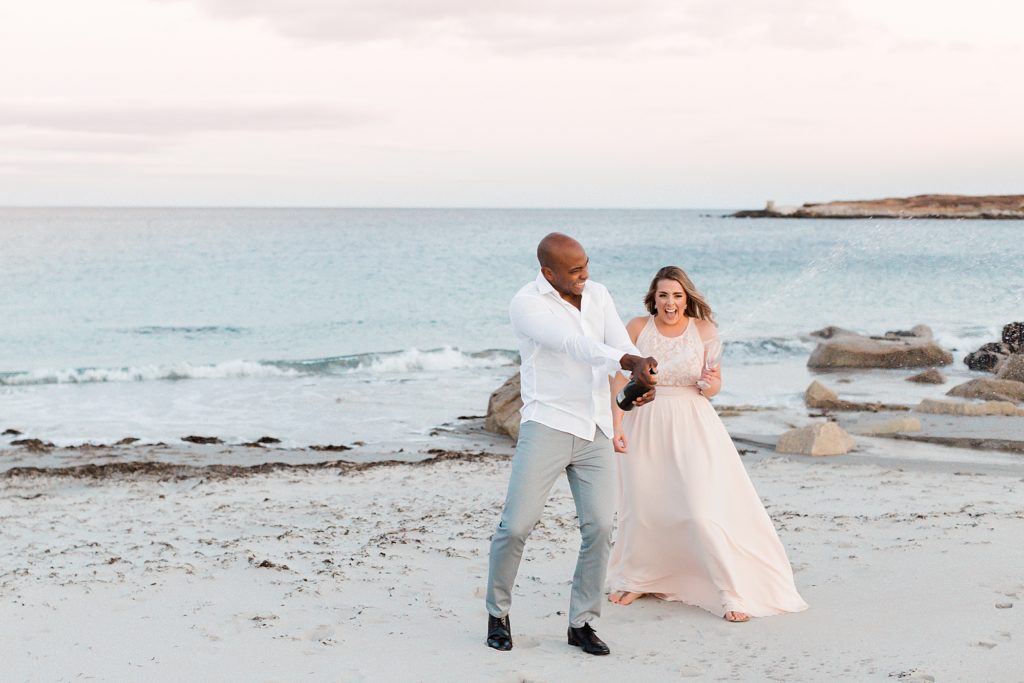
left=804, top=380, right=839, bottom=407
left=181, top=435, right=223, bottom=444
left=1003, top=322, right=1024, bottom=353
left=310, top=444, right=352, bottom=451
left=484, top=373, right=523, bottom=442
left=947, top=378, right=1024, bottom=403
left=996, top=354, right=1024, bottom=383
left=964, top=342, right=1010, bottom=371
left=848, top=417, right=922, bottom=436
left=3, top=428, right=22, bottom=436
left=915, top=398, right=1024, bottom=417
left=906, top=368, right=945, bottom=384
left=807, top=327, right=952, bottom=369
left=883, top=325, right=932, bottom=340
left=912, top=324, right=933, bottom=339
left=809, top=326, right=859, bottom=339
left=776, top=422, right=856, bottom=456
left=803, top=380, right=909, bottom=412
left=114, top=437, right=139, bottom=445
left=11, top=438, right=55, bottom=450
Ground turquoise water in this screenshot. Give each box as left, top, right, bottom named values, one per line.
left=1, top=208, right=1021, bottom=448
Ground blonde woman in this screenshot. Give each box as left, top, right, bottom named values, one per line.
left=606, top=266, right=807, bottom=622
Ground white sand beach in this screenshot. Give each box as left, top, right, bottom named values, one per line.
left=2, top=423, right=1022, bottom=682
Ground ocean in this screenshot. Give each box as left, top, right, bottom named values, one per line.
left=1, top=207, right=1021, bottom=450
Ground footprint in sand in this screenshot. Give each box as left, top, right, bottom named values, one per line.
left=679, top=665, right=702, bottom=677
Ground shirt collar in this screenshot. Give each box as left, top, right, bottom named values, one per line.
left=535, top=271, right=556, bottom=296
left=535, top=271, right=590, bottom=295
left=535, top=270, right=592, bottom=310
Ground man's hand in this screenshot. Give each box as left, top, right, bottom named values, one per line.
left=619, top=354, right=659, bottom=389
left=632, top=387, right=656, bottom=408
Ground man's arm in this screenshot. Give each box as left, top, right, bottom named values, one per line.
left=601, top=291, right=658, bottom=388
left=510, top=295, right=625, bottom=368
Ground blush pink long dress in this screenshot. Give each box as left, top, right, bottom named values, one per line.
left=607, top=317, right=808, bottom=618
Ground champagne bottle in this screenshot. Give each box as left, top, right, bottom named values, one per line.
left=616, top=371, right=655, bottom=411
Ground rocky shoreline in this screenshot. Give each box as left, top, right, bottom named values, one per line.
left=731, top=194, right=1024, bottom=219
left=482, top=321, right=1024, bottom=459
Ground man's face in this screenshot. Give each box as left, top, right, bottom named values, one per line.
left=543, top=244, right=589, bottom=300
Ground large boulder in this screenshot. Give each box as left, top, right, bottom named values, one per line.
left=963, top=322, right=1024, bottom=372
left=807, top=326, right=952, bottom=369
left=915, top=398, right=1024, bottom=417
left=996, top=354, right=1024, bottom=383
left=484, top=373, right=523, bottom=442
left=776, top=422, right=855, bottom=456
left=947, top=378, right=1024, bottom=403
left=964, top=342, right=1011, bottom=371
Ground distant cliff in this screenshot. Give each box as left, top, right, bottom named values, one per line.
left=732, top=194, right=1024, bottom=219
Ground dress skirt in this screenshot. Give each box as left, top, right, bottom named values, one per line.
left=607, top=385, right=808, bottom=617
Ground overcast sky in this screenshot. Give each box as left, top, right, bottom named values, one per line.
left=1, top=0, right=1021, bottom=208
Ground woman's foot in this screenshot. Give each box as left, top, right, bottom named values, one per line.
left=724, top=611, right=750, bottom=622
left=608, top=591, right=645, bottom=605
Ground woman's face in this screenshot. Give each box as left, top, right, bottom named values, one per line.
left=655, top=278, right=687, bottom=324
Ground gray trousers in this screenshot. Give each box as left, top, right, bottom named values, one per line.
left=485, top=420, right=615, bottom=627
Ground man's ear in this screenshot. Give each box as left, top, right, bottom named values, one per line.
left=540, top=266, right=554, bottom=282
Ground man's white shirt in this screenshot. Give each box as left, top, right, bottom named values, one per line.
left=510, top=272, right=641, bottom=441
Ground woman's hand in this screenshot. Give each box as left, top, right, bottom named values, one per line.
left=613, top=428, right=628, bottom=453
left=699, top=365, right=722, bottom=397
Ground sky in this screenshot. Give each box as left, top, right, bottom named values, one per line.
left=1, top=0, right=1022, bottom=208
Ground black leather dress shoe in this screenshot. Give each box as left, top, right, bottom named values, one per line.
left=567, top=622, right=610, bottom=656
left=486, top=614, right=513, bottom=651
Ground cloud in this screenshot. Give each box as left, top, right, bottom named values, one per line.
left=0, top=100, right=374, bottom=137
left=159, top=0, right=877, bottom=53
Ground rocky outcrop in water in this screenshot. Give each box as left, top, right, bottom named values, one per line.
left=732, top=194, right=1024, bottom=219
left=807, top=325, right=952, bottom=369
left=947, top=378, right=1024, bottom=403
left=963, top=322, right=1024, bottom=372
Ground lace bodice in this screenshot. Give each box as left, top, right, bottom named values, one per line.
left=635, top=316, right=709, bottom=387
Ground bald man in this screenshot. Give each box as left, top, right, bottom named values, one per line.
left=485, top=233, right=658, bottom=656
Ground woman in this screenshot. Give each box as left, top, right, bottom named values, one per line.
left=606, top=266, right=807, bottom=622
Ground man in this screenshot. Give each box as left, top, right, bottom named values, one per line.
left=485, top=232, right=658, bottom=656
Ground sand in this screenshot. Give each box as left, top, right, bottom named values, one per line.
left=2, top=426, right=1023, bottom=682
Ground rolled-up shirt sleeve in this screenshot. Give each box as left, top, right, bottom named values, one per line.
left=510, top=295, right=625, bottom=369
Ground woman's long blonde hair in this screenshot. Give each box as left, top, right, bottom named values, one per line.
left=643, top=266, right=715, bottom=323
